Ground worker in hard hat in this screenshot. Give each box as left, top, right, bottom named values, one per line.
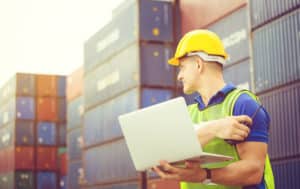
left=153, top=30, right=274, bottom=189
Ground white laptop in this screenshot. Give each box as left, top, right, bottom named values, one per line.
left=118, top=97, right=233, bottom=171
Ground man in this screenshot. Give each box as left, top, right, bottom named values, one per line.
left=153, top=30, right=274, bottom=189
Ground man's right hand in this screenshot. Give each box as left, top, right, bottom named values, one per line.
left=194, top=115, right=252, bottom=146
left=214, top=115, right=252, bottom=141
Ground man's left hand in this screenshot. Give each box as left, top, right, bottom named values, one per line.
left=152, top=160, right=207, bottom=183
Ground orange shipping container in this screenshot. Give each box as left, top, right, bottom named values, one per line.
left=36, top=146, right=57, bottom=171
left=36, top=97, right=58, bottom=121
left=148, top=179, right=180, bottom=189
left=60, top=153, right=67, bottom=176
left=67, top=67, right=83, bottom=101
left=180, top=0, right=247, bottom=34
left=36, top=74, right=57, bottom=97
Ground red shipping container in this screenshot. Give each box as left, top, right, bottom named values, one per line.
left=36, top=146, right=57, bottom=170
left=180, top=0, right=246, bottom=34
left=148, top=179, right=180, bottom=189
left=14, top=146, right=35, bottom=170
left=36, top=97, right=58, bottom=121
left=0, top=146, right=34, bottom=173
left=36, top=74, right=57, bottom=97
left=60, top=153, right=67, bottom=176
left=67, top=67, right=83, bottom=101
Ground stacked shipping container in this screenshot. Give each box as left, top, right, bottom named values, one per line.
left=83, top=0, right=179, bottom=188
left=66, top=67, right=84, bottom=189
left=250, top=1, right=300, bottom=187
left=0, top=73, right=67, bottom=189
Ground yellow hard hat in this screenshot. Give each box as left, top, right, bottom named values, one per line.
left=168, top=29, right=228, bottom=66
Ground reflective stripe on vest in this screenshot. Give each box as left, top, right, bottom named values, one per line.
left=180, top=89, right=275, bottom=189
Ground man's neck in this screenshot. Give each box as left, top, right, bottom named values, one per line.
left=197, top=78, right=226, bottom=106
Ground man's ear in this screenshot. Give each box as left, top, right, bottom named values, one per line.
left=196, top=57, right=203, bottom=72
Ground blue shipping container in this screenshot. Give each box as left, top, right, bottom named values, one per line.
left=67, top=160, right=82, bottom=189
left=208, top=6, right=250, bottom=65
left=272, top=159, right=300, bottom=189
left=67, top=128, right=82, bottom=161
left=84, top=87, right=173, bottom=147
left=67, top=96, right=83, bottom=130
left=84, top=43, right=175, bottom=109
left=84, top=139, right=138, bottom=184
left=250, top=0, right=300, bottom=28
left=60, top=175, right=67, bottom=189
left=15, top=120, right=35, bottom=146
left=253, top=9, right=300, bottom=93
left=84, top=0, right=173, bottom=72
left=36, top=172, right=57, bottom=189
left=259, top=83, right=300, bottom=159
left=223, top=59, right=251, bottom=90
left=57, top=76, right=66, bottom=97
left=37, top=122, right=57, bottom=145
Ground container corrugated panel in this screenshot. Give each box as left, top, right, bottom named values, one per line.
left=0, top=98, right=16, bottom=126
left=67, top=160, right=82, bottom=189
left=37, top=122, right=57, bottom=146
left=84, top=42, right=174, bottom=109
left=15, top=171, right=35, bottom=189
left=57, top=76, right=66, bottom=97
left=148, top=179, right=180, bottom=189
left=250, top=0, right=300, bottom=28
left=14, top=146, right=35, bottom=170
left=67, top=128, right=82, bottom=161
left=58, top=123, right=67, bottom=146
left=272, top=159, right=300, bottom=189
left=140, top=42, right=175, bottom=87
left=259, top=83, right=300, bottom=159
left=84, top=87, right=173, bottom=147
left=60, top=175, right=67, bottom=189
left=180, top=0, right=247, bottom=34
left=0, top=73, right=35, bottom=105
left=207, top=6, right=250, bottom=65
left=84, top=0, right=173, bottom=72
left=0, top=126, right=13, bottom=149
left=67, top=96, right=84, bottom=130
left=84, top=139, right=138, bottom=184
left=253, top=10, right=300, bottom=93
left=36, top=147, right=58, bottom=170
left=36, top=97, right=58, bottom=121
left=36, top=75, right=57, bottom=97
left=0, top=172, right=13, bottom=189
left=15, top=120, right=35, bottom=146
left=0, top=147, right=14, bottom=172
left=67, top=67, right=83, bottom=101
left=58, top=98, right=67, bottom=121
left=36, top=171, right=57, bottom=189
left=223, top=59, right=251, bottom=90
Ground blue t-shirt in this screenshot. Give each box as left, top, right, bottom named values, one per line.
left=194, top=83, right=269, bottom=189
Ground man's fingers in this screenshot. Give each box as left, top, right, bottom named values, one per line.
left=230, top=134, right=245, bottom=141
left=152, top=166, right=179, bottom=180
left=233, top=128, right=249, bottom=139
left=234, top=115, right=252, bottom=126
left=235, top=123, right=250, bottom=133
left=159, top=160, right=179, bottom=173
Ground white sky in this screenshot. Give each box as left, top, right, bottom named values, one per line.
left=0, top=0, right=125, bottom=86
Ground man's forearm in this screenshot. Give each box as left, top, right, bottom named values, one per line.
left=210, top=159, right=264, bottom=186
left=194, top=121, right=219, bottom=146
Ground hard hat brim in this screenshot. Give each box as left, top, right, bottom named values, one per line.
left=168, top=57, right=179, bottom=66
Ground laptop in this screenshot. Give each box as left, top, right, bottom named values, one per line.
left=118, top=97, right=233, bottom=171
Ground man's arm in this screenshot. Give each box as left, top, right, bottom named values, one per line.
left=153, top=141, right=267, bottom=186
left=210, top=141, right=267, bottom=186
